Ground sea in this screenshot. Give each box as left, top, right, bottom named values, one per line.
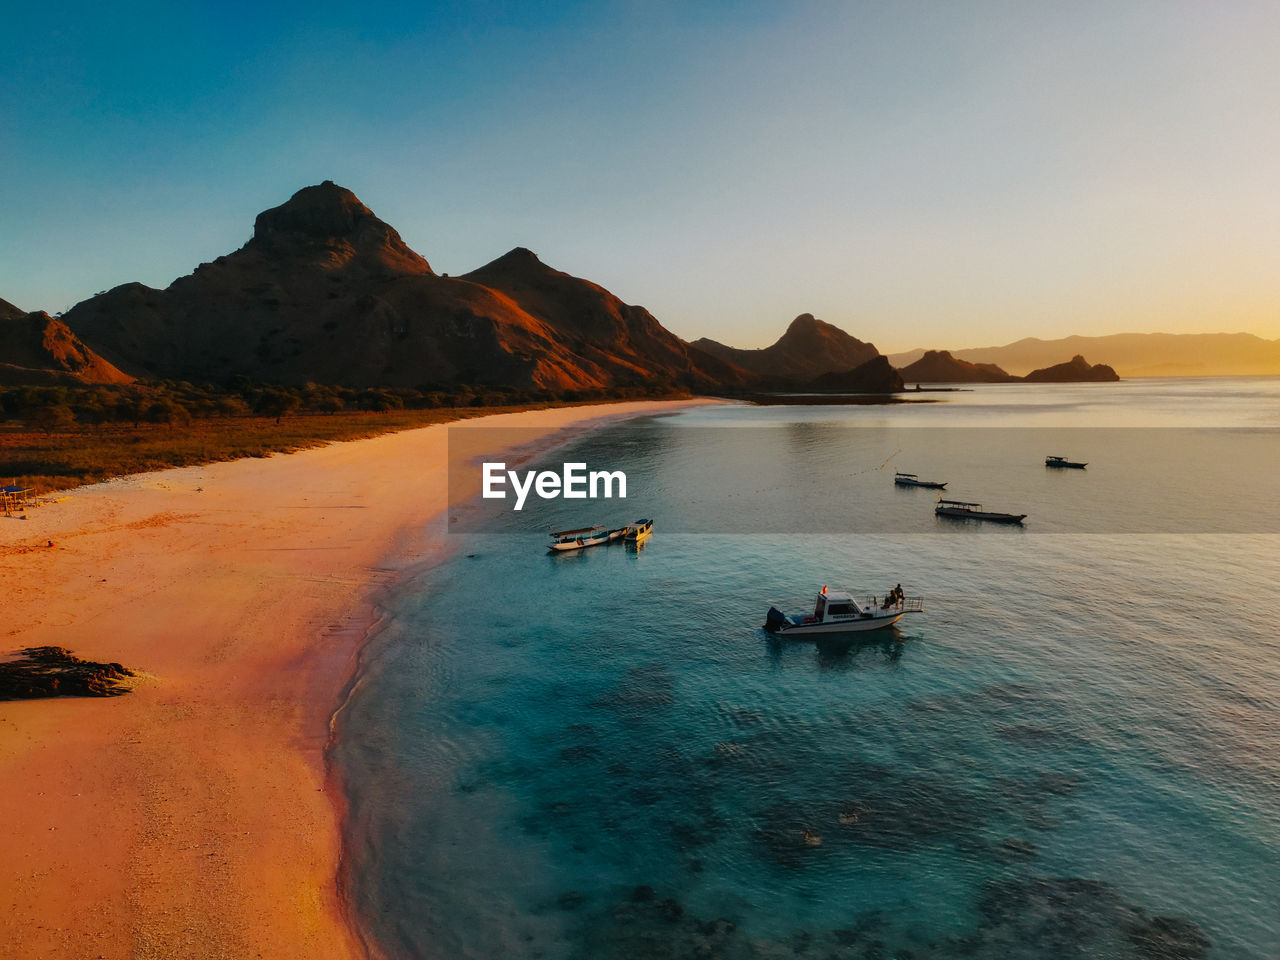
left=335, top=378, right=1280, bottom=960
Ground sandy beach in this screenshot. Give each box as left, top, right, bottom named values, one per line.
left=0, top=399, right=711, bottom=960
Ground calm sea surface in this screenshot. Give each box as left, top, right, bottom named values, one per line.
left=337, top=379, right=1280, bottom=960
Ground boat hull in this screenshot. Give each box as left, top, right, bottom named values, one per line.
left=895, top=479, right=947, bottom=489
left=935, top=507, right=1025, bottom=524
left=772, top=613, right=905, bottom=636
left=548, top=534, right=612, bottom=552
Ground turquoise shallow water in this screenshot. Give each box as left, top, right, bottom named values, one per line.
left=338, top=380, right=1280, bottom=959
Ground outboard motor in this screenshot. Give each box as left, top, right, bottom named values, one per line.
left=764, top=606, right=788, bottom=633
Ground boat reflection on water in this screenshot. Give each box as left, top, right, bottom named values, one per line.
left=815, top=631, right=906, bottom=669
left=765, top=626, right=907, bottom=669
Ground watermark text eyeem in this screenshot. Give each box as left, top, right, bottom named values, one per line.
left=482, top=462, right=627, bottom=511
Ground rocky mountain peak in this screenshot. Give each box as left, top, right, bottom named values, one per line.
left=248, top=180, right=432, bottom=274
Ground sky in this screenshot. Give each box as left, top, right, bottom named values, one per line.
left=2, top=1, right=1278, bottom=353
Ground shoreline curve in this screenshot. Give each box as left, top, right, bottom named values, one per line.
left=0, top=398, right=717, bottom=960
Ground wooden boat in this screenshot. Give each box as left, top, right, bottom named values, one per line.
left=765, top=585, right=923, bottom=636
left=935, top=499, right=1026, bottom=524
left=1045, top=455, right=1087, bottom=469
left=622, top=518, right=653, bottom=544
left=547, top=525, right=615, bottom=552
left=894, top=471, right=947, bottom=489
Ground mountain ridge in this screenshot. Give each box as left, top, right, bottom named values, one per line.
left=59, top=182, right=733, bottom=392
left=691, top=313, right=880, bottom=382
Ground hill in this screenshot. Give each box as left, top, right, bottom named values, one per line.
left=897, top=350, right=1017, bottom=383
left=691, top=314, right=879, bottom=381
left=61, top=182, right=732, bottom=392
left=1022, top=355, right=1119, bottom=383
left=888, top=332, right=1280, bottom=378
left=805, top=356, right=904, bottom=393
left=0, top=298, right=134, bottom=386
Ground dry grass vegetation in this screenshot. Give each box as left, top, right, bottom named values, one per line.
left=1, top=380, right=685, bottom=494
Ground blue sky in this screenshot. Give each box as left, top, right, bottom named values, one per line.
left=3, top=1, right=1277, bottom=351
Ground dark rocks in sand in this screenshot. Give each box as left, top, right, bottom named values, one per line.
left=0, top=646, right=136, bottom=700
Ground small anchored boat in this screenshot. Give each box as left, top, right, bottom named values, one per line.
left=894, top=472, right=947, bottom=489
left=547, top=525, right=617, bottom=552
left=622, top=518, right=653, bottom=544
left=1045, top=455, right=1087, bottom=469
left=935, top=499, right=1026, bottom=524
left=765, top=585, right=923, bottom=636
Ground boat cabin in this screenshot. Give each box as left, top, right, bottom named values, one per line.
left=623, top=518, right=653, bottom=542
left=937, top=499, right=983, bottom=512
left=550, top=525, right=602, bottom=539
left=813, top=588, right=864, bottom=621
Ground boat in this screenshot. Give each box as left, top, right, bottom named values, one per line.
left=622, top=518, right=653, bottom=544
left=547, top=525, right=615, bottom=552
left=894, top=471, right=947, bottom=489
left=935, top=499, right=1026, bottom=524
left=765, top=585, right=923, bottom=636
left=1045, top=455, right=1087, bottom=469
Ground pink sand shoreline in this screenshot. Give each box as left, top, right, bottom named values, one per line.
left=0, top=398, right=718, bottom=960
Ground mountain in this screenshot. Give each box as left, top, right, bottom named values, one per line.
left=806, top=356, right=904, bottom=393
left=888, top=333, right=1280, bottom=378
left=691, top=313, right=879, bottom=381
left=0, top=297, right=134, bottom=386
left=897, top=350, right=1017, bottom=383
left=1022, top=355, right=1119, bottom=383
left=61, top=181, right=733, bottom=391
left=459, top=248, right=752, bottom=389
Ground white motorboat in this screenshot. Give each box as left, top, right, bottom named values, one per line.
left=765, top=586, right=923, bottom=636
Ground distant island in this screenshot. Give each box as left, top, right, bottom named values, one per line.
left=888, top=333, right=1280, bottom=378
left=1023, top=354, right=1119, bottom=383
left=897, top=350, right=1019, bottom=384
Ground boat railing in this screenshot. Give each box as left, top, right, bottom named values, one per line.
left=847, top=596, right=924, bottom=613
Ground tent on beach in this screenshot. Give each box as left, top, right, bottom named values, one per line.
left=2, top=485, right=32, bottom=514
